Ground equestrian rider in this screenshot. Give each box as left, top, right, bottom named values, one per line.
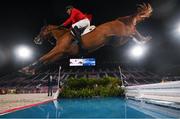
left=61, top=5, right=91, bottom=41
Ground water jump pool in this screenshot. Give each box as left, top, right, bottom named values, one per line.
left=1, top=97, right=180, bottom=118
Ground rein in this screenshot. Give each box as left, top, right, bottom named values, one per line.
left=35, top=25, right=69, bottom=46
left=45, top=25, right=69, bottom=46
left=47, top=25, right=68, bottom=32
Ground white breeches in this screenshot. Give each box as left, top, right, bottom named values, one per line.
left=72, top=18, right=90, bottom=29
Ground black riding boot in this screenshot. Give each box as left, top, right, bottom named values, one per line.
left=71, top=26, right=84, bottom=56
left=72, top=26, right=81, bottom=42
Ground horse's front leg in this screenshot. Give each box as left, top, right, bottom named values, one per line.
left=31, top=47, right=57, bottom=65
left=132, top=29, right=152, bottom=44
left=39, top=47, right=64, bottom=64
left=24, top=47, right=60, bottom=70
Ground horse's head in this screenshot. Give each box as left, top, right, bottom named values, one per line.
left=34, top=25, right=53, bottom=45
left=34, top=25, right=69, bottom=45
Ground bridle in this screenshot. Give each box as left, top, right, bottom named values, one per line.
left=46, top=25, right=68, bottom=33
left=34, top=25, right=68, bottom=45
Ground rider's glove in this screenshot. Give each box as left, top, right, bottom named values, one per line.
left=60, top=24, right=64, bottom=27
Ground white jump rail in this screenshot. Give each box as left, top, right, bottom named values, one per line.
left=125, top=81, right=180, bottom=108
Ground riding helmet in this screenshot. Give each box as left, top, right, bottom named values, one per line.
left=65, top=5, right=74, bottom=11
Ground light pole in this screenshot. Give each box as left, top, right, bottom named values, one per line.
left=53, top=66, right=62, bottom=99
left=118, top=66, right=125, bottom=87
left=15, top=45, right=33, bottom=60
left=130, top=45, right=145, bottom=59
left=58, top=66, right=61, bottom=88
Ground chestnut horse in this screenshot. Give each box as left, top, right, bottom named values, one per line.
left=25, top=3, right=152, bottom=71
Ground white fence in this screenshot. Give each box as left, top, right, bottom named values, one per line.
left=125, top=81, right=180, bottom=107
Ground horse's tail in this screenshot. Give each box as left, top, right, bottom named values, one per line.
left=133, top=3, right=153, bottom=24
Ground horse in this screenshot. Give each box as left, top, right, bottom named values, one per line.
left=23, top=3, right=152, bottom=73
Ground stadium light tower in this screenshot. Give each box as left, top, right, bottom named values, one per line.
left=176, top=23, right=180, bottom=33
left=128, top=44, right=147, bottom=60
left=15, top=45, right=33, bottom=60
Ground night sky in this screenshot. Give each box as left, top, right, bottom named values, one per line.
left=1, top=0, right=180, bottom=76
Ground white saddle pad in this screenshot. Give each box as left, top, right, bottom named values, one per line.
left=81, top=25, right=96, bottom=36
left=70, top=25, right=96, bottom=36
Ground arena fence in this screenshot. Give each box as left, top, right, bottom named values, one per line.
left=0, top=86, right=58, bottom=94
left=125, top=81, right=180, bottom=109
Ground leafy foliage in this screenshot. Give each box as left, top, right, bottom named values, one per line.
left=59, top=76, right=124, bottom=98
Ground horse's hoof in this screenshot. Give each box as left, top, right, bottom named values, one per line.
left=19, top=67, right=35, bottom=75
left=144, top=36, right=152, bottom=42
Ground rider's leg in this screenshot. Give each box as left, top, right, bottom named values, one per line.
left=71, top=18, right=90, bottom=39
left=71, top=19, right=90, bottom=56
left=71, top=26, right=81, bottom=40
left=72, top=18, right=90, bottom=29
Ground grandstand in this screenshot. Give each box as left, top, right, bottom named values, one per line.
left=2, top=59, right=180, bottom=95
left=0, top=62, right=168, bottom=94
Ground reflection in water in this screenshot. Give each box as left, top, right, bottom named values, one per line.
left=1, top=98, right=180, bottom=118
left=126, top=99, right=180, bottom=118
left=53, top=100, right=63, bottom=118
left=53, top=98, right=129, bottom=118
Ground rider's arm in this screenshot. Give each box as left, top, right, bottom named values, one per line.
left=63, top=9, right=77, bottom=26
left=63, top=17, right=72, bottom=26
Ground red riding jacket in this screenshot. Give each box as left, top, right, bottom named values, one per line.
left=63, top=8, right=92, bottom=27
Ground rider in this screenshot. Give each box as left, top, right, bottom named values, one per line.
left=61, top=5, right=91, bottom=41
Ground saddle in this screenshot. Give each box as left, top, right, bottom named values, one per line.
left=71, top=25, right=96, bottom=56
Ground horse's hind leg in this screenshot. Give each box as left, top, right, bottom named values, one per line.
left=132, top=30, right=151, bottom=44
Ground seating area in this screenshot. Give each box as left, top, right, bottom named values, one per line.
left=1, top=65, right=179, bottom=94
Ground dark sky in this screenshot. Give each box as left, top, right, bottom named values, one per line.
left=1, top=0, right=180, bottom=76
